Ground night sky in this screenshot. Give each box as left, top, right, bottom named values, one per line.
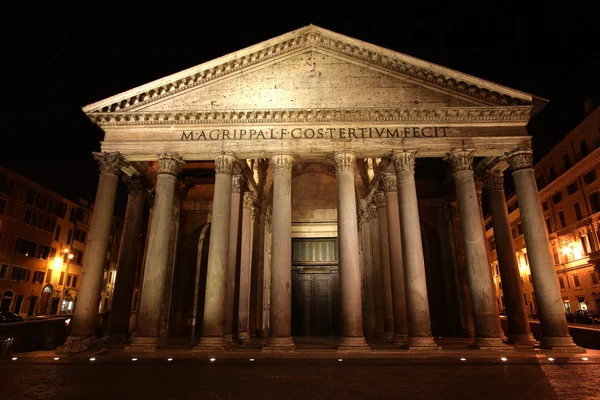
left=2, top=8, right=599, bottom=217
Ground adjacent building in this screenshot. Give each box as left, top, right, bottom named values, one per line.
left=485, top=100, right=600, bottom=316
left=0, top=165, right=125, bottom=318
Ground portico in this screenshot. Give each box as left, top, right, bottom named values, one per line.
left=74, top=25, right=582, bottom=353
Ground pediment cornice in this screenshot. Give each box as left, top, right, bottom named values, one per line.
left=83, top=25, right=536, bottom=116
left=89, top=106, right=532, bottom=126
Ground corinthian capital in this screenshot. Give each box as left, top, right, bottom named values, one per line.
left=373, top=190, right=386, bottom=208
left=333, top=152, right=356, bottom=174
left=232, top=174, right=246, bottom=193
left=157, top=153, right=184, bottom=176
left=382, top=170, right=397, bottom=193
left=444, top=148, right=475, bottom=173
left=122, top=175, right=147, bottom=197
left=243, top=191, right=257, bottom=209
left=483, top=170, right=504, bottom=191
left=271, top=154, right=294, bottom=175
left=93, top=152, right=129, bottom=175
left=214, top=152, right=237, bottom=175
left=357, top=199, right=370, bottom=225
left=505, top=147, right=533, bottom=171
left=392, top=150, right=416, bottom=173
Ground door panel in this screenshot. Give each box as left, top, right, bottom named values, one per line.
left=292, top=267, right=339, bottom=336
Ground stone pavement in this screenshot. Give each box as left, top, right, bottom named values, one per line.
left=1, top=337, right=599, bottom=400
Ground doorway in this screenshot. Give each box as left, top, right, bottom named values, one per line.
left=290, top=238, right=339, bottom=336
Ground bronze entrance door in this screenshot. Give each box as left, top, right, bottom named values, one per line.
left=291, top=238, right=339, bottom=336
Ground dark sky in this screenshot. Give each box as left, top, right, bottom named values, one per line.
left=2, top=7, right=599, bottom=216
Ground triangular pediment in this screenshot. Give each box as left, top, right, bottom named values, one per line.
left=84, top=25, right=543, bottom=123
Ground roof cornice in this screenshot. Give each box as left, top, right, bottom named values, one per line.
left=83, top=25, right=535, bottom=115
left=88, top=106, right=533, bottom=127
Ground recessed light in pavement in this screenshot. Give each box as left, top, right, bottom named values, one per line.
left=89, top=358, right=96, bottom=362
left=501, top=357, right=507, bottom=362
left=11, top=357, right=17, bottom=361
left=168, top=358, right=173, bottom=362
left=460, top=358, right=466, bottom=361
left=210, top=358, right=216, bottom=362
left=53, top=357, right=60, bottom=361
left=582, top=357, right=589, bottom=361
left=132, top=358, right=138, bottom=361
left=547, top=357, right=554, bottom=361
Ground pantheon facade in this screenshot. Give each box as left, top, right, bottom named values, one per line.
left=71, top=25, right=582, bottom=352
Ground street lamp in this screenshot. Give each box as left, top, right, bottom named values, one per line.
left=60, top=249, right=74, bottom=314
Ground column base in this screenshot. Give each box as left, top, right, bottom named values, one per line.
left=193, top=336, right=226, bottom=351
left=407, top=336, right=441, bottom=351
left=262, top=336, right=295, bottom=352
left=105, top=333, right=130, bottom=345
left=468, top=337, right=510, bottom=350
left=224, top=334, right=234, bottom=344
left=124, top=336, right=160, bottom=352
left=237, top=332, right=251, bottom=344
left=382, top=331, right=394, bottom=341
left=392, top=333, right=408, bottom=346
left=337, top=336, right=370, bottom=351
left=55, top=335, right=94, bottom=354
left=508, top=333, right=537, bottom=349
left=540, top=336, right=586, bottom=353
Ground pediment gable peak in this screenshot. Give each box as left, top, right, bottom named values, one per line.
left=83, top=24, right=535, bottom=114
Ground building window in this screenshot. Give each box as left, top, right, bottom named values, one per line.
left=49, top=248, right=56, bottom=258
left=48, top=199, right=67, bottom=218
left=578, top=297, right=588, bottom=310
left=59, top=271, right=65, bottom=286
left=523, top=293, right=528, bottom=306
left=567, top=182, right=578, bottom=195
left=71, top=275, right=78, bottom=288
left=34, top=193, right=47, bottom=210
left=590, top=192, right=600, bottom=214
left=32, top=271, right=45, bottom=284
left=573, top=274, right=581, bottom=288
left=581, top=140, right=589, bottom=157
left=498, top=281, right=503, bottom=290
left=564, top=299, right=571, bottom=313
left=591, top=271, right=600, bottom=286
left=549, top=166, right=557, bottom=181
left=542, top=200, right=549, bottom=211
left=574, top=203, right=583, bottom=221
left=73, top=228, right=87, bottom=243
left=37, top=245, right=50, bottom=260
left=0, top=197, right=6, bottom=215
left=584, top=170, right=597, bottom=184
left=558, top=211, right=567, bottom=228
left=0, top=263, right=8, bottom=279
left=45, top=269, right=52, bottom=283
left=580, top=236, right=590, bottom=255
left=552, top=192, right=563, bottom=204
left=558, top=276, right=566, bottom=290
left=516, top=223, right=523, bottom=236
left=25, top=188, right=37, bottom=205
left=0, top=175, right=13, bottom=196
left=54, top=225, right=61, bottom=241
left=66, top=275, right=72, bottom=287
left=13, top=238, right=37, bottom=257
left=67, top=229, right=72, bottom=245
left=528, top=274, right=532, bottom=284
left=537, top=176, right=546, bottom=190
left=563, top=154, right=571, bottom=170
left=43, top=217, right=56, bottom=233
left=545, top=217, right=552, bottom=233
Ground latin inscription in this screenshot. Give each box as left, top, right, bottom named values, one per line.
left=181, top=127, right=448, bottom=141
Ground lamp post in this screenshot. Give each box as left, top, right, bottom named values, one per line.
left=60, top=249, right=74, bottom=314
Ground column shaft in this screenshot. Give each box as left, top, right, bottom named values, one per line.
left=237, top=191, right=256, bottom=343
left=334, top=152, right=368, bottom=350
left=196, top=153, right=236, bottom=349
left=71, top=152, right=127, bottom=338
left=393, top=150, right=439, bottom=350
left=375, top=192, right=394, bottom=340
left=506, top=148, right=581, bottom=351
left=225, top=174, right=244, bottom=343
left=383, top=170, right=408, bottom=346
left=445, top=149, right=504, bottom=349
left=264, top=154, right=295, bottom=350
left=484, top=171, right=536, bottom=347
left=131, top=154, right=183, bottom=348
left=107, top=176, right=145, bottom=343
